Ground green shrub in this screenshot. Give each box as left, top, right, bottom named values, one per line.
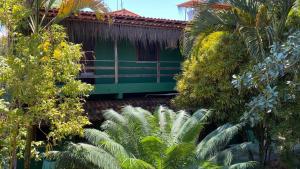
left=173, top=31, right=250, bottom=121
left=287, top=0, right=300, bottom=29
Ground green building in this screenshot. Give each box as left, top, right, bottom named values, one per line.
left=48, top=9, right=186, bottom=99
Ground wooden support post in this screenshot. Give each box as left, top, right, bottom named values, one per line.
left=157, top=61, right=160, bottom=83
left=114, top=40, right=119, bottom=84
left=117, top=93, right=123, bottom=100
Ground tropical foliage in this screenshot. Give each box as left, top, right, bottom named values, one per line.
left=50, top=106, right=258, bottom=169
left=0, top=24, right=93, bottom=169
left=287, top=0, right=300, bottom=29
left=0, top=0, right=107, bottom=168
left=174, top=31, right=250, bottom=121
left=178, top=0, right=300, bottom=167
left=182, top=0, right=296, bottom=58
left=233, top=30, right=300, bottom=167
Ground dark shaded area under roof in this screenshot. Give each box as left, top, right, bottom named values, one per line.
left=85, top=95, right=175, bottom=122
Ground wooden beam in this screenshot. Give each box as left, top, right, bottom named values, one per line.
left=157, top=62, right=160, bottom=83
left=119, top=66, right=156, bottom=70
left=114, top=40, right=119, bottom=84
left=84, top=66, right=115, bottom=70
left=79, top=74, right=176, bottom=79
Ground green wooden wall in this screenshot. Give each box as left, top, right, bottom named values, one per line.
left=90, top=39, right=183, bottom=96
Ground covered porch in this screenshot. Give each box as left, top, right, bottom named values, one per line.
left=79, top=49, right=181, bottom=98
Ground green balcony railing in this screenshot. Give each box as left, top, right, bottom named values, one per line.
left=79, top=59, right=181, bottom=84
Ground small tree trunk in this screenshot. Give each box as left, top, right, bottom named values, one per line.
left=10, top=131, right=18, bottom=169
left=24, top=125, right=34, bottom=169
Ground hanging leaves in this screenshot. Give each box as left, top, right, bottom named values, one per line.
left=56, top=0, right=107, bottom=22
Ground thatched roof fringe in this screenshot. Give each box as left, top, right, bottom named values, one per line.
left=61, top=20, right=183, bottom=50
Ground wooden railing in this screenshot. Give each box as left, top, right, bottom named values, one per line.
left=79, top=60, right=181, bottom=84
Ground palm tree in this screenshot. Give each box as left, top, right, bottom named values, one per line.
left=183, top=0, right=296, bottom=59
left=182, top=1, right=298, bottom=166
left=50, top=106, right=258, bottom=169
left=25, top=0, right=107, bottom=33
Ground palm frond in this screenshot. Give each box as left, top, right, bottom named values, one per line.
left=190, top=9, right=237, bottom=36
left=170, top=110, right=190, bottom=142
left=183, top=7, right=237, bottom=57
left=239, top=26, right=266, bottom=58
left=153, top=106, right=178, bottom=144
left=227, top=161, right=259, bottom=169
left=228, top=0, right=261, bottom=17
left=165, top=143, right=197, bottom=169
left=268, top=0, right=296, bottom=40
left=163, top=107, right=177, bottom=132
left=84, top=128, right=110, bottom=145
left=196, top=123, right=243, bottom=160
left=101, top=140, right=129, bottom=160
left=55, top=143, right=121, bottom=169
left=209, top=142, right=258, bottom=166
left=103, top=109, right=127, bottom=126
left=53, top=107, right=258, bottom=169
left=55, top=0, right=107, bottom=22
left=100, top=120, right=138, bottom=155
left=120, top=158, right=155, bottom=169
left=84, top=129, right=129, bottom=159
left=140, top=136, right=166, bottom=165
left=122, top=106, right=152, bottom=136
left=157, top=106, right=168, bottom=134
left=101, top=120, right=123, bottom=141
left=176, top=109, right=210, bottom=143
left=197, top=124, right=232, bottom=147
left=180, top=30, right=195, bottom=57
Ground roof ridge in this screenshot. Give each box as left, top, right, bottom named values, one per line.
left=109, top=9, right=140, bottom=17
left=44, top=8, right=186, bottom=24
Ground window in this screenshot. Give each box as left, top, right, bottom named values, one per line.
left=80, top=51, right=95, bottom=84
left=136, top=43, right=159, bottom=61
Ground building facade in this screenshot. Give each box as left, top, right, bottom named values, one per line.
left=46, top=9, right=186, bottom=99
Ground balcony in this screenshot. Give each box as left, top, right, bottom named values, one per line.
left=79, top=59, right=181, bottom=98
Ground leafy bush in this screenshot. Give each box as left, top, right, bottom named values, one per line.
left=232, top=31, right=300, bottom=166
left=174, top=32, right=250, bottom=121
left=287, top=0, right=300, bottom=29
left=50, top=106, right=258, bottom=169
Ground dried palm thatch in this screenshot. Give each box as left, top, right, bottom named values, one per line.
left=60, top=19, right=183, bottom=50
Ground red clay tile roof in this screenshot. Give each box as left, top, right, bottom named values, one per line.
left=85, top=96, right=175, bottom=121
left=44, top=9, right=186, bottom=30
left=177, top=0, right=231, bottom=10
left=177, top=0, right=205, bottom=8
left=109, top=9, right=140, bottom=17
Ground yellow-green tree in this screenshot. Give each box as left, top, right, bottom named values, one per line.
left=0, top=25, right=93, bottom=169
left=0, top=0, right=106, bottom=169
left=174, top=32, right=250, bottom=121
